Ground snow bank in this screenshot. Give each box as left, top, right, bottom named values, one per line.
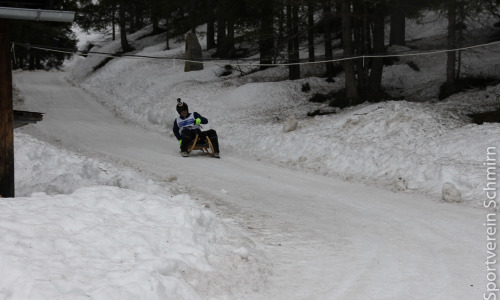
left=15, top=132, right=165, bottom=196
left=0, top=187, right=224, bottom=300
left=10, top=133, right=264, bottom=299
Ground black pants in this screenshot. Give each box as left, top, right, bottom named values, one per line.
left=180, top=128, right=220, bottom=153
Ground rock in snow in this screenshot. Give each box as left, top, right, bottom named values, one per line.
left=283, top=115, right=298, bottom=132
left=442, top=182, right=462, bottom=203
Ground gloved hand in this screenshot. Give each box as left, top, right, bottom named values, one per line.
left=195, top=118, right=201, bottom=125
left=179, top=140, right=182, bottom=146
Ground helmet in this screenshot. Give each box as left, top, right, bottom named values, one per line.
left=176, top=98, right=188, bottom=114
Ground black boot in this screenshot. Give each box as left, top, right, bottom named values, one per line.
left=209, top=137, right=220, bottom=158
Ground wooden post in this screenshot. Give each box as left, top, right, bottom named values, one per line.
left=0, top=19, right=14, bottom=198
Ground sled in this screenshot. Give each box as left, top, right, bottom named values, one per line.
left=187, top=134, right=215, bottom=157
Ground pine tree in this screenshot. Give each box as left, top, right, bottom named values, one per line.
left=10, top=0, right=77, bottom=70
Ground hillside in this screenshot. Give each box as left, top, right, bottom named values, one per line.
left=65, top=12, right=500, bottom=206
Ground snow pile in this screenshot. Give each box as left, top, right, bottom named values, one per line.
left=8, top=133, right=264, bottom=299
left=15, top=132, right=166, bottom=196
left=236, top=97, right=500, bottom=203
left=0, top=187, right=220, bottom=299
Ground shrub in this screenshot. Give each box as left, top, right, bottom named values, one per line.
left=93, top=57, right=114, bottom=72
left=309, top=93, right=329, bottom=103
left=220, top=65, right=233, bottom=76
left=439, top=75, right=500, bottom=100
left=302, top=82, right=311, bottom=92
left=307, top=109, right=336, bottom=117
left=468, top=108, right=500, bottom=124
left=407, top=61, right=420, bottom=72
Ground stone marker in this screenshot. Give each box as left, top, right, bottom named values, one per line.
left=184, top=32, right=203, bottom=72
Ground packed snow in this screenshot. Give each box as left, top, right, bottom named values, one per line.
left=3, top=11, right=499, bottom=300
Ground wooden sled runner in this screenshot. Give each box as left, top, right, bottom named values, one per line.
left=187, top=134, right=215, bottom=157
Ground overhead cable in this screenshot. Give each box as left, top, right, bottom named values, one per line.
left=12, top=39, right=500, bottom=67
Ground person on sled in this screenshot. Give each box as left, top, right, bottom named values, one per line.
left=173, top=98, right=220, bottom=158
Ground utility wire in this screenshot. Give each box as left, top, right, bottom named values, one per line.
left=12, top=39, right=500, bottom=67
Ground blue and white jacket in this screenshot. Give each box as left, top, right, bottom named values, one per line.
left=173, top=112, right=208, bottom=140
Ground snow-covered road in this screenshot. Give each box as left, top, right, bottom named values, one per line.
left=15, top=71, right=487, bottom=299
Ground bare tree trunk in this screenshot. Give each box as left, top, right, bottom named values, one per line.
left=445, top=0, right=457, bottom=96
left=341, top=0, right=358, bottom=104
left=355, top=1, right=370, bottom=91
left=150, top=0, right=161, bottom=34
left=287, top=2, right=293, bottom=74
left=307, top=0, right=315, bottom=62
left=207, top=0, right=216, bottom=50
left=112, top=6, right=116, bottom=41
left=216, top=7, right=227, bottom=58
left=456, top=2, right=465, bottom=80
left=151, top=13, right=159, bottom=34
left=119, top=2, right=133, bottom=52
left=134, top=1, right=145, bottom=32
left=369, top=2, right=385, bottom=92
left=189, top=0, right=197, bottom=33
left=165, top=18, right=170, bottom=50
left=389, top=1, right=405, bottom=46
left=287, top=1, right=300, bottom=80
left=226, top=15, right=235, bottom=58
left=276, top=6, right=285, bottom=63
left=293, top=2, right=300, bottom=68
left=259, top=0, right=275, bottom=69
left=323, top=0, right=335, bottom=78
left=28, top=51, right=35, bottom=70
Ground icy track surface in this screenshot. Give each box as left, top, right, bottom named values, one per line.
left=12, top=71, right=488, bottom=299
